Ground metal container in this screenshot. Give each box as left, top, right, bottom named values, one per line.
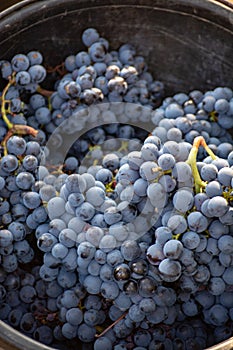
left=0, top=0, right=233, bottom=349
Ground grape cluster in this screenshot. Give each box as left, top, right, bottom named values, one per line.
left=23, top=27, right=164, bottom=141
left=0, top=27, right=233, bottom=350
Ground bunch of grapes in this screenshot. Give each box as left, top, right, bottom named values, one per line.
left=0, top=27, right=233, bottom=350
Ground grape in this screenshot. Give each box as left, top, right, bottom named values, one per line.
left=22, top=191, right=41, bottom=209
left=8, top=308, right=23, bottom=327
left=182, top=298, right=199, bottom=317
left=117, top=201, right=137, bottom=223
left=113, top=263, right=130, bottom=281
left=37, top=233, right=57, bottom=253
left=83, top=227, right=104, bottom=248
left=20, top=312, right=37, bottom=334
left=147, top=306, right=168, bottom=325
left=218, top=168, right=233, bottom=188
left=167, top=215, right=188, bottom=234
left=34, top=106, right=51, bottom=125
left=138, top=276, right=157, bottom=297
left=28, top=64, right=46, bottom=83
left=0, top=154, right=18, bottom=173
left=103, top=206, right=121, bottom=225
left=0, top=230, right=13, bottom=247
left=11, top=54, right=30, bottom=72
left=146, top=243, right=165, bottom=265
left=94, top=337, right=113, bottom=350
left=75, top=52, right=91, bottom=70
left=158, top=258, right=182, bottom=282
left=15, top=70, right=31, bottom=85
left=139, top=161, right=160, bottom=182
left=181, top=231, right=200, bottom=250
left=57, top=267, right=77, bottom=288
left=76, top=202, right=95, bottom=221
left=219, top=207, right=233, bottom=225
left=99, top=235, right=117, bottom=252
left=19, top=285, right=37, bottom=304
left=193, top=265, right=210, bottom=284
left=65, top=174, right=86, bottom=193
left=46, top=280, right=63, bottom=298
left=187, top=211, right=208, bottom=232
left=100, top=281, right=119, bottom=299
left=61, top=323, right=77, bottom=339
left=7, top=136, right=27, bottom=156
left=205, top=181, right=222, bottom=200
left=154, top=226, right=173, bottom=246
left=114, top=293, right=132, bottom=312
left=22, top=155, right=39, bottom=172
left=219, top=251, right=232, bottom=267
left=164, top=102, right=184, bottom=118
left=99, top=263, right=112, bottom=282
left=86, top=186, right=106, bottom=207
left=163, top=240, right=183, bottom=259
left=195, top=291, right=215, bottom=311
left=82, top=28, right=99, bottom=47
left=131, top=259, right=148, bottom=278
left=208, top=219, right=229, bottom=239
left=47, top=197, right=65, bottom=220
left=51, top=243, right=68, bottom=259
left=0, top=286, right=6, bottom=303
left=222, top=266, right=233, bottom=285
left=216, top=235, right=233, bottom=255
left=219, top=292, right=233, bottom=309
left=207, top=196, right=229, bottom=217
left=158, top=174, right=176, bottom=192
left=106, top=250, right=123, bottom=267
left=39, top=265, right=59, bottom=282
left=173, top=189, right=194, bottom=213
left=0, top=60, right=13, bottom=79
left=128, top=304, right=145, bottom=322
left=33, top=325, right=53, bottom=345
left=83, top=275, right=102, bottom=294
left=87, top=260, right=100, bottom=276
left=209, top=277, right=226, bottom=296
left=138, top=298, right=156, bottom=315
left=77, top=323, right=97, bottom=342
left=172, top=161, right=192, bottom=182
left=82, top=296, right=100, bottom=312
left=213, top=325, right=232, bottom=343
left=65, top=307, right=83, bottom=326
left=204, top=304, right=228, bottom=326
left=117, top=163, right=139, bottom=185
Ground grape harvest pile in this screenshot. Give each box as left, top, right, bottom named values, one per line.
left=0, top=28, right=233, bottom=350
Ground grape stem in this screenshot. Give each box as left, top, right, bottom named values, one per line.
left=1, top=74, right=15, bottom=129
left=37, top=86, right=54, bottom=98
left=95, top=311, right=128, bottom=338
left=1, top=74, right=39, bottom=155
left=46, top=62, right=66, bottom=76
left=118, top=140, right=129, bottom=152
left=186, top=136, right=217, bottom=193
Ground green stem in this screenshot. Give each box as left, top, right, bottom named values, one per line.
left=186, top=136, right=217, bottom=193
left=1, top=77, right=14, bottom=129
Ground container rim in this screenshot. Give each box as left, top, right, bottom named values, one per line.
left=0, top=0, right=233, bottom=20
left=0, top=320, right=56, bottom=350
